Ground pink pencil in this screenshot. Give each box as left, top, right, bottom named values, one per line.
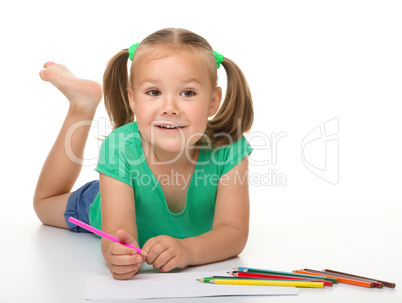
left=68, top=217, right=148, bottom=257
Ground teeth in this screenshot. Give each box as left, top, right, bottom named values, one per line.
left=159, top=124, right=179, bottom=129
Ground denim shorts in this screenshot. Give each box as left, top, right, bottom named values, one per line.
left=64, top=180, right=100, bottom=232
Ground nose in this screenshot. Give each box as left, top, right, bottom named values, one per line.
left=160, top=95, right=180, bottom=116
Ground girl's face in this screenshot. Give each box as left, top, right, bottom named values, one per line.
left=128, top=49, right=222, bottom=155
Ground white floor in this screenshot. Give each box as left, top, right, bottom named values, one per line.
left=2, top=196, right=401, bottom=302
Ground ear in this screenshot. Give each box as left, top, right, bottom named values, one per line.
left=208, top=86, right=222, bottom=117
left=127, top=86, right=136, bottom=113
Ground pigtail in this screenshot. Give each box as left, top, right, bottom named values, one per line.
left=103, top=49, right=133, bottom=129
left=206, top=56, right=254, bottom=147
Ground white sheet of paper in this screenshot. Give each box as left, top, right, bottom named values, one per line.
left=83, top=271, right=299, bottom=301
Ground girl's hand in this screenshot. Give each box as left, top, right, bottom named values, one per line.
left=103, top=230, right=145, bottom=280
left=142, top=235, right=193, bottom=272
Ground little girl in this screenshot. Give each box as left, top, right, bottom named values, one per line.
left=33, top=28, right=254, bottom=280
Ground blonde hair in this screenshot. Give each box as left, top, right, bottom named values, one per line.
left=103, top=28, right=253, bottom=148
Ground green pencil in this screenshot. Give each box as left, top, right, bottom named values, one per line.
left=197, top=276, right=325, bottom=284
left=208, top=278, right=324, bottom=288
left=234, top=267, right=338, bottom=284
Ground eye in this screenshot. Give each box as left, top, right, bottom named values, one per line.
left=181, top=90, right=196, bottom=97
left=146, top=90, right=161, bottom=97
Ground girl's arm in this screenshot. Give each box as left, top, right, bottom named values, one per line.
left=184, top=155, right=250, bottom=264
left=143, top=156, right=250, bottom=271
left=99, top=173, right=145, bottom=280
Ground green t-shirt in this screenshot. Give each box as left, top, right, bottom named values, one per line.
left=89, top=122, right=253, bottom=247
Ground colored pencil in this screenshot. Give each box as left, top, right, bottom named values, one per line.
left=68, top=217, right=148, bottom=257
left=294, top=270, right=373, bottom=288
left=234, top=267, right=338, bottom=283
left=229, top=271, right=333, bottom=287
left=197, top=276, right=321, bottom=283
left=324, top=269, right=395, bottom=288
left=197, top=276, right=232, bottom=282
left=304, top=269, right=383, bottom=288
left=207, top=278, right=324, bottom=288
left=197, top=276, right=251, bottom=282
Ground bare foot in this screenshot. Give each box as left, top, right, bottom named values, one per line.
left=40, top=62, right=102, bottom=113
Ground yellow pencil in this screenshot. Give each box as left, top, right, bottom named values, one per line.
left=208, top=279, right=324, bottom=288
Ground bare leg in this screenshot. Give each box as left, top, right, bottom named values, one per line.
left=33, top=62, right=102, bottom=229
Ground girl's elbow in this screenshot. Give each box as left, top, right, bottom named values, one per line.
left=231, top=228, right=249, bottom=256
left=239, top=234, right=249, bottom=254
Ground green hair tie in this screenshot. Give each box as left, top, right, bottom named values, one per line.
left=213, top=50, right=224, bottom=69
left=128, top=43, right=140, bottom=61
left=128, top=43, right=223, bottom=69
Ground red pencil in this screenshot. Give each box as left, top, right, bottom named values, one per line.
left=228, top=271, right=333, bottom=287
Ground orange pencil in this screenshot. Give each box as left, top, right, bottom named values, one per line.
left=304, top=268, right=383, bottom=288
left=324, top=269, right=395, bottom=288
left=294, top=270, right=373, bottom=288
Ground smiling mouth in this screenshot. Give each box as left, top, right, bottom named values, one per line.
left=153, top=121, right=186, bottom=130
left=156, top=124, right=184, bottom=129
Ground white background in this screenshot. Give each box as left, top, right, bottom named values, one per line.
left=1, top=0, right=401, bottom=302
